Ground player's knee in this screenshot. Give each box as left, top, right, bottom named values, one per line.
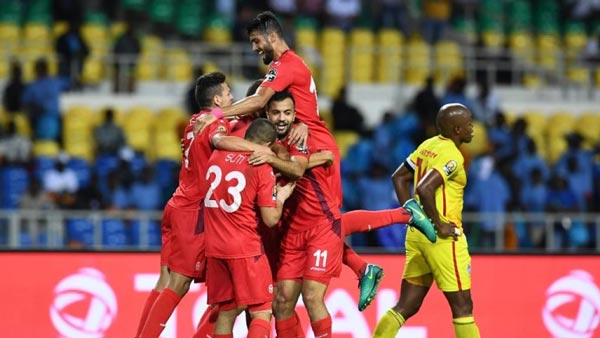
left=301, top=289, right=325, bottom=310
left=167, top=272, right=192, bottom=296
left=449, top=300, right=473, bottom=318
left=274, top=292, right=294, bottom=315
left=248, top=302, right=273, bottom=320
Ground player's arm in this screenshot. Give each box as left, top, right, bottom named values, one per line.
left=211, top=133, right=272, bottom=154
left=416, top=169, right=457, bottom=239
left=307, top=150, right=334, bottom=169
left=249, top=150, right=308, bottom=180
left=391, top=161, right=414, bottom=204
left=260, top=182, right=295, bottom=227
left=221, top=86, right=275, bottom=117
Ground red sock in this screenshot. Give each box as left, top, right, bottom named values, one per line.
left=311, top=315, right=332, bottom=338
left=248, top=318, right=271, bottom=338
left=193, top=304, right=219, bottom=338
left=294, top=310, right=305, bottom=338
left=343, top=244, right=367, bottom=279
left=135, top=289, right=160, bottom=337
left=342, top=208, right=411, bottom=234
left=139, top=288, right=181, bottom=338
left=213, top=334, right=233, bottom=338
left=276, top=315, right=299, bottom=338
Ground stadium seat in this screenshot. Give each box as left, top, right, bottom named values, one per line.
left=376, top=29, right=403, bottom=83
left=547, top=112, right=575, bottom=138
left=162, top=48, right=192, bottom=81
left=35, top=156, right=57, bottom=182
left=509, top=32, right=535, bottom=64
left=0, top=22, right=20, bottom=54
left=0, top=166, right=29, bottom=209
left=404, top=38, right=430, bottom=85
left=320, top=27, right=346, bottom=97
left=67, top=157, right=91, bottom=188
left=204, top=16, right=232, bottom=44
left=66, top=218, right=94, bottom=247
left=81, top=22, right=109, bottom=57
left=349, top=28, right=374, bottom=83
left=462, top=121, right=489, bottom=157
left=154, top=159, right=178, bottom=188
left=434, top=40, right=463, bottom=84
left=547, top=137, right=567, bottom=164
left=81, top=57, right=104, bottom=84
left=129, top=220, right=161, bottom=247
left=536, top=34, right=559, bottom=71
left=32, top=140, right=60, bottom=157
left=123, top=106, right=154, bottom=154
left=102, top=219, right=129, bottom=247
left=567, top=66, right=590, bottom=85
left=576, top=112, right=600, bottom=147
left=522, top=110, right=547, bottom=137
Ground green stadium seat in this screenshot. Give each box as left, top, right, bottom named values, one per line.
left=149, top=0, right=175, bottom=24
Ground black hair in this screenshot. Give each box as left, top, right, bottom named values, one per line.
left=246, top=78, right=264, bottom=97
left=246, top=11, right=284, bottom=38
left=194, top=72, right=226, bottom=110
left=245, top=118, right=277, bottom=145
left=267, top=91, right=295, bottom=110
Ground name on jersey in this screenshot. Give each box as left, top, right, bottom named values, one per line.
left=225, top=153, right=247, bottom=165
left=419, top=149, right=438, bottom=158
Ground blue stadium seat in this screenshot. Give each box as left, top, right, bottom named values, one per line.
left=0, top=165, right=29, bottom=209
left=129, top=219, right=161, bottom=247
left=343, top=139, right=373, bottom=175
left=129, top=151, right=148, bottom=176
left=95, top=154, right=120, bottom=178
left=102, top=218, right=128, bottom=247
left=67, top=157, right=91, bottom=188
left=66, top=218, right=95, bottom=246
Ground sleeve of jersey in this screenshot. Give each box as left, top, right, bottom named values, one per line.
left=405, top=149, right=419, bottom=173
left=256, top=166, right=278, bottom=208
left=288, top=142, right=310, bottom=161
left=207, top=119, right=231, bottom=141
left=260, top=63, right=292, bottom=92
left=430, top=149, right=463, bottom=184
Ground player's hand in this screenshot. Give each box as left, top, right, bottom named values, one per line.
left=288, top=122, right=308, bottom=147
left=435, top=220, right=460, bottom=240
left=276, top=181, right=296, bottom=200
left=193, top=113, right=217, bottom=134
left=248, top=147, right=276, bottom=166
left=180, top=138, right=185, bottom=153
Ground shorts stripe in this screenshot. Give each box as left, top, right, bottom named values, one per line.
left=452, top=241, right=462, bottom=291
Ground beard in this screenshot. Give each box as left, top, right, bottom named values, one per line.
left=262, top=46, right=275, bottom=65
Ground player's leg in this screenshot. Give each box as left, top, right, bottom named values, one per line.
left=273, top=279, right=303, bottom=338
left=433, top=236, right=480, bottom=338
left=373, top=239, right=433, bottom=337
left=247, top=306, right=273, bottom=338
left=192, top=304, right=219, bottom=338
left=341, top=208, right=412, bottom=234
left=140, top=207, right=205, bottom=338
left=342, top=243, right=385, bottom=311
left=302, top=279, right=332, bottom=337
left=135, top=206, right=174, bottom=338
left=213, top=301, right=244, bottom=338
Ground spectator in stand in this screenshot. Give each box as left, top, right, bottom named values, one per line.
left=112, top=21, right=141, bottom=93
left=2, top=61, right=25, bottom=114
left=377, top=0, right=408, bottom=33
left=412, top=76, right=440, bottom=139
left=331, top=86, right=366, bottom=134
left=105, top=170, right=131, bottom=210
left=487, top=112, right=512, bottom=162
left=465, top=155, right=510, bottom=248
left=520, top=168, right=548, bottom=247
left=55, top=19, right=89, bottom=89
left=546, top=175, right=581, bottom=249
left=93, top=108, right=127, bottom=156
left=19, top=178, right=55, bottom=211
left=556, top=132, right=594, bottom=211
left=325, top=0, right=361, bottom=31
left=441, top=76, right=481, bottom=120
left=74, top=173, right=106, bottom=210
left=43, top=153, right=79, bottom=209
left=0, top=120, right=32, bottom=166
left=130, top=166, right=162, bottom=210
left=511, top=139, right=549, bottom=187
left=21, top=58, right=69, bottom=141
left=422, top=0, right=451, bottom=44
left=475, top=81, right=501, bottom=126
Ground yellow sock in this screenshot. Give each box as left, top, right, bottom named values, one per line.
left=372, top=309, right=405, bottom=338
left=453, top=316, right=480, bottom=338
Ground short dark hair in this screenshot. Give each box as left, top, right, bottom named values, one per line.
left=246, top=78, right=263, bottom=97
left=245, top=118, right=276, bottom=145
left=195, top=72, right=226, bottom=110
left=246, top=11, right=284, bottom=38
left=267, top=91, right=295, bottom=110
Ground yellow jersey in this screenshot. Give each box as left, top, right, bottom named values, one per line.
left=407, top=135, right=466, bottom=229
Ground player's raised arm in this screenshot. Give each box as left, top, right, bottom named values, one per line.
left=307, top=150, right=334, bottom=169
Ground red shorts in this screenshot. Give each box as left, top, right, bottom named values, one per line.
left=259, top=223, right=282, bottom=283
left=206, top=255, right=274, bottom=306
left=277, top=219, right=344, bottom=284
left=160, top=204, right=206, bottom=281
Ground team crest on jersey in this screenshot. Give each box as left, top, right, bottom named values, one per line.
left=215, top=125, right=226, bottom=133
left=443, top=160, right=458, bottom=176
left=265, top=69, right=277, bottom=82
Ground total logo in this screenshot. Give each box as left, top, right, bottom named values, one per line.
left=49, top=268, right=118, bottom=338
left=542, top=270, right=600, bottom=338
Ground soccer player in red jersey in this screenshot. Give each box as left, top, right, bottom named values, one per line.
left=135, top=72, right=273, bottom=338
left=204, top=118, right=295, bottom=338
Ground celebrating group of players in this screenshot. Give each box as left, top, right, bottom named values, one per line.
left=134, top=11, right=437, bottom=338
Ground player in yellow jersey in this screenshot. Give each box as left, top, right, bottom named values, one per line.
left=372, top=103, right=480, bottom=338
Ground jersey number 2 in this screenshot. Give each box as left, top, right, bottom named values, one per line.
left=204, top=165, right=246, bottom=213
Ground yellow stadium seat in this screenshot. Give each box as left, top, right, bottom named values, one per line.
left=162, top=49, right=192, bottom=81
left=547, top=137, right=567, bottom=164
left=537, top=34, right=559, bottom=71
left=65, top=141, right=94, bottom=161
left=547, top=112, right=575, bottom=137
left=575, top=112, right=600, bottom=146
left=522, top=111, right=547, bottom=137
left=333, top=131, right=360, bottom=158
left=0, top=23, right=20, bottom=53
left=23, top=23, right=50, bottom=41
left=123, top=107, right=154, bottom=153
left=296, top=28, right=318, bottom=48
left=567, top=66, right=589, bottom=85
left=482, top=31, right=504, bottom=49
left=140, top=35, right=164, bottom=55
left=110, top=22, right=127, bottom=39
left=349, top=29, right=374, bottom=83
left=404, top=38, right=431, bottom=85
left=33, top=140, right=60, bottom=157
left=376, top=29, right=403, bottom=83
left=81, top=58, right=105, bottom=84
left=10, top=113, right=32, bottom=137
left=462, top=121, right=489, bottom=157
left=81, top=23, right=109, bottom=56
left=319, top=109, right=334, bottom=131
left=53, top=21, right=69, bottom=38
left=434, top=40, right=463, bottom=84
left=320, top=28, right=346, bottom=97
left=509, top=32, right=534, bottom=64
left=135, top=56, right=160, bottom=81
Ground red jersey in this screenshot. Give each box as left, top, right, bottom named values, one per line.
left=228, top=115, right=254, bottom=138
left=279, top=134, right=341, bottom=232
left=169, top=112, right=231, bottom=210
left=260, top=50, right=336, bottom=149
left=204, top=150, right=278, bottom=258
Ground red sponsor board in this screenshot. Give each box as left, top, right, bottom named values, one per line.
left=2, top=253, right=600, bottom=338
